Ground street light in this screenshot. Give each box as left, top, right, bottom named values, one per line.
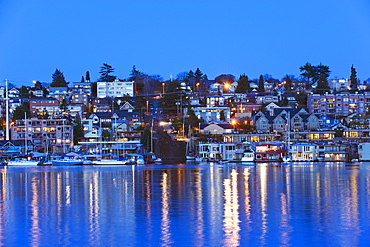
left=175, top=101, right=180, bottom=116
left=162, top=82, right=165, bottom=96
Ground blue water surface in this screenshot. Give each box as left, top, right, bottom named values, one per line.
left=0, top=162, right=370, bottom=246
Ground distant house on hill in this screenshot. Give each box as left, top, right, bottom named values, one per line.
left=200, top=123, right=234, bottom=135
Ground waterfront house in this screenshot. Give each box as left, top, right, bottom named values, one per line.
left=290, top=143, right=320, bottom=161
left=358, top=142, right=370, bottom=161
left=255, top=143, right=286, bottom=162
left=323, top=143, right=349, bottom=162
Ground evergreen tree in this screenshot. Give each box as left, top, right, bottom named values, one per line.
left=235, top=74, right=250, bottom=93
left=283, top=75, right=293, bottom=92
left=51, top=69, right=68, bottom=87
left=20, top=86, right=29, bottom=98
left=86, top=71, right=90, bottom=82
left=99, top=63, right=116, bottom=82
left=257, top=75, right=265, bottom=92
left=81, top=76, right=85, bottom=83
left=12, top=102, right=30, bottom=120
left=194, top=68, right=203, bottom=85
left=350, top=65, right=358, bottom=92
left=73, top=115, right=84, bottom=145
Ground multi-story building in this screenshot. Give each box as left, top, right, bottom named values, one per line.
left=97, top=80, right=134, bottom=98
left=11, top=118, right=73, bottom=153
left=307, top=92, right=370, bottom=117
left=328, top=79, right=350, bottom=92
left=29, top=97, right=61, bottom=117
left=70, top=82, right=92, bottom=105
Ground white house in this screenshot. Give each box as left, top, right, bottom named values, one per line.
left=290, top=143, right=320, bottom=161
left=358, top=142, right=370, bottom=161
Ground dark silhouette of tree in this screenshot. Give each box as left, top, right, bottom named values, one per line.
left=300, top=63, right=316, bottom=87
left=12, top=102, right=30, bottom=120
left=73, top=115, right=84, bottom=145
left=86, top=71, right=90, bottom=82
left=99, top=63, right=116, bottom=82
left=81, top=76, right=85, bottom=83
left=295, top=92, right=308, bottom=107
left=20, top=86, right=29, bottom=98
left=350, top=65, right=358, bottom=92
left=283, top=75, right=293, bottom=92
left=235, top=74, right=250, bottom=93
left=51, top=69, right=68, bottom=87
left=257, top=75, right=265, bottom=92
left=313, top=64, right=331, bottom=94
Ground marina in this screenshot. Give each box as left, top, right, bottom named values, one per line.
left=0, top=161, right=369, bottom=246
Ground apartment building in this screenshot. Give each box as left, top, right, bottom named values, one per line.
left=97, top=80, right=134, bottom=98
left=307, top=92, right=370, bottom=116
left=12, top=118, right=73, bottom=153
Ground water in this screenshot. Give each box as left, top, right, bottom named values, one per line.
left=0, top=162, right=370, bottom=246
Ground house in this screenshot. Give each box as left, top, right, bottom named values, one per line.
left=323, top=143, right=349, bottom=162
left=48, top=87, right=69, bottom=102
left=192, top=106, right=231, bottom=123
left=200, top=123, right=234, bottom=135
left=290, top=143, right=320, bottom=161
left=358, top=142, right=370, bottom=161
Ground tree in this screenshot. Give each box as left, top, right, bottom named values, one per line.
left=257, top=75, right=265, bottom=92
left=20, top=86, right=29, bottom=98
left=283, top=75, right=293, bottom=92
left=86, top=71, right=90, bottom=82
left=194, top=68, right=203, bottom=85
left=295, top=92, right=308, bottom=108
left=81, top=76, right=85, bottom=83
left=12, top=102, right=30, bottom=120
left=140, top=127, right=152, bottom=152
left=314, top=64, right=331, bottom=94
left=99, top=63, right=116, bottom=82
left=73, top=115, right=84, bottom=145
left=235, top=74, right=250, bottom=93
left=350, top=65, right=358, bottom=92
left=101, top=129, right=111, bottom=141
left=299, top=63, right=316, bottom=87
left=280, top=97, right=289, bottom=107
left=51, top=69, right=68, bottom=87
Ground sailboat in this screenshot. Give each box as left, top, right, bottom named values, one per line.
left=282, top=111, right=292, bottom=163
left=186, top=126, right=196, bottom=160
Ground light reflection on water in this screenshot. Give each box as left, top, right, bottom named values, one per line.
left=0, top=163, right=369, bottom=246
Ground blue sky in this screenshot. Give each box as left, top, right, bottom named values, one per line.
left=1, top=0, right=369, bottom=86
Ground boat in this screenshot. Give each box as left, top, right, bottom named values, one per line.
left=241, top=150, right=255, bottom=162
left=92, top=159, right=129, bottom=165
left=154, top=158, right=162, bottom=164
left=7, top=159, right=40, bottom=166
left=52, top=157, right=84, bottom=166
left=125, top=154, right=145, bottom=165
left=282, top=155, right=291, bottom=163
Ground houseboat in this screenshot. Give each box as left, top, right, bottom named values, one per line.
left=290, top=143, right=320, bottom=162
left=255, top=143, right=287, bottom=162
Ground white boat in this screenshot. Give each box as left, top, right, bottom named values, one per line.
left=52, top=158, right=84, bottom=166
left=282, top=155, right=292, bottom=163
left=126, top=154, right=145, bottom=165
left=241, top=151, right=255, bottom=162
left=7, top=159, right=40, bottom=166
left=92, top=159, right=129, bottom=165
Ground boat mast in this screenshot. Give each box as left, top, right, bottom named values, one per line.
left=5, top=79, right=9, bottom=140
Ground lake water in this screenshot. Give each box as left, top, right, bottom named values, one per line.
left=0, top=162, right=370, bottom=246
